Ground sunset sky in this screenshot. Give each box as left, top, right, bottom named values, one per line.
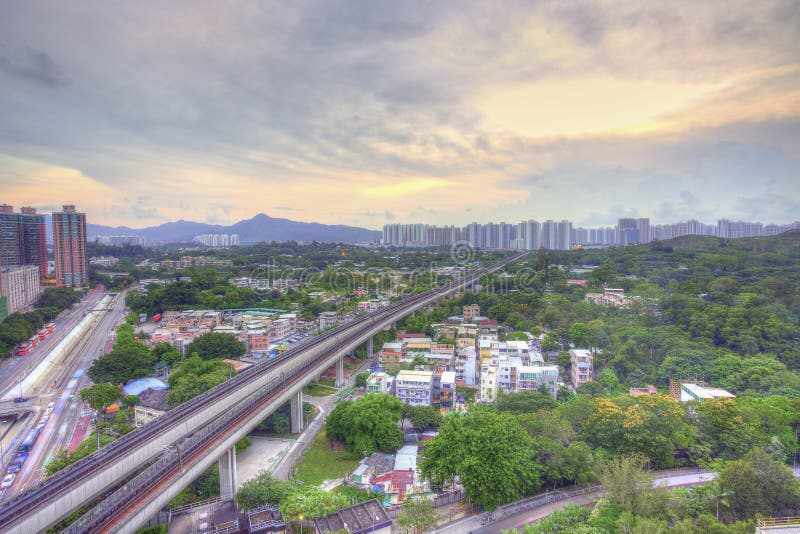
left=1, top=1, right=798, bottom=229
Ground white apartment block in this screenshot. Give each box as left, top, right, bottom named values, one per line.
left=570, top=349, right=594, bottom=386
left=318, top=311, right=339, bottom=330
left=480, top=366, right=498, bottom=403
left=395, top=370, right=434, bottom=406
left=455, top=346, right=478, bottom=386
left=517, top=366, right=559, bottom=397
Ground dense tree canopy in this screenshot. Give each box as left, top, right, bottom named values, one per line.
left=420, top=408, right=542, bottom=510
left=88, top=324, right=157, bottom=384
left=167, top=355, right=233, bottom=406
left=80, top=383, right=121, bottom=412
left=184, top=332, right=245, bottom=361
left=325, top=394, right=404, bottom=455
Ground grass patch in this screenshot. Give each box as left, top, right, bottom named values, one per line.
left=304, top=382, right=338, bottom=397
left=293, top=430, right=359, bottom=486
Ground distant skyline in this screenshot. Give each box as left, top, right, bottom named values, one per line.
left=1, top=1, right=798, bottom=228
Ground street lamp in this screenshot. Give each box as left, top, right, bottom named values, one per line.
left=298, top=513, right=304, bottom=534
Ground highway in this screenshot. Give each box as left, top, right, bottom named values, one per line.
left=0, top=291, right=129, bottom=502
left=0, top=290, right=103, bottom=397
left=0, top=290, right=104, bottom=485
left=0, top=251, right=526, bottom=533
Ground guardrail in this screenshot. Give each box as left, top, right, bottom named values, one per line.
left=479, top=485, right=602, bottom=526
left=757, top=516, right=800, bottom=527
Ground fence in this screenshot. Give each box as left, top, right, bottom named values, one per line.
left=757, top=516, right=800, bottom=527
left=478, top=485, right=603, bottom=527
left=385, top=489, right=467, bottom=518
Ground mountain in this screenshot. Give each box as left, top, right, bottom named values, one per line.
left=45, top=213, right=381, bottom=244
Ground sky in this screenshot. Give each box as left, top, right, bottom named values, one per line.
left=1, top=1, right=798, bottom=229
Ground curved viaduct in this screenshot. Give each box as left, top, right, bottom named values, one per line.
left=0, top=252, right=527, bottom=533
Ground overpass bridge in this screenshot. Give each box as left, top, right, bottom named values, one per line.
left=0, top=252, right=528, bottom=533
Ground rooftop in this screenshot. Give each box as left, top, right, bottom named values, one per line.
left=314, top=499, right=391, bottom=534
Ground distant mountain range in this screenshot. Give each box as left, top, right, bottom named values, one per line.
left=44, top=213, right=381, bottom=244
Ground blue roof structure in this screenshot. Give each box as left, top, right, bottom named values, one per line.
left=123, top=377, right=169, bottom=396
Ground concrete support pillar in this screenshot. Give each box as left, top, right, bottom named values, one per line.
left=367, top=336, right=374, bottom=359
left=335, top=356, right=344, bottom=388
left=291, top=390, right=304, bottom=434
left=218, top=446, right=238, bottom=499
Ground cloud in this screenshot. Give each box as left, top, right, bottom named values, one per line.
left=0, top=45, right=69, bottom=87
left=0, top=1, right=797, bottom=228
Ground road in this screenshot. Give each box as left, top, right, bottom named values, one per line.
left=432, top=471, right=716, bottom=534
left=0, top=290, right=103, bottom=397
left=0, top=290, right=129, bottom=500
left=0, top=290, right=105, bottom=484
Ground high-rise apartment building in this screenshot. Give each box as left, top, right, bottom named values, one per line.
left=0, top=205, right=47, bottom=279
left=53, top=205, right=87, bottom=288
left=717, top=219, right=764, bottom=239
left=617, top=218, right=651, bottom=245
left=1, top=265, right=41, bottom=314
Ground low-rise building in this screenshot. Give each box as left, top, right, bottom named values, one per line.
left=630, top=385, right=658, bottom=397
left=679, top=383, right=735, bottom=402
left=480, top=366, right=498, bottom=403
left=314, top=499, right=392, bottom=533
left=463, top=303, right=480, bottom=322
left=517, top=365, right=559, bottom=398
left=585, top=288, right=632, bottom=307
left=270, top=318, right=293, bottom=340
left=435, top=371, right=456, bottom=408
left=404, top=337, right=432, bottom=354
left=456, top=324, right=478, bottom=348
left=366, top=372, right=389, bottom=394
left=395, top=370, right=433, bottom=406
left=318, top=311, right=339, bottom=330
left=455, top=346, right=478, bottom=386
left=570, top=349, right=594, bottom=387
left=134, top=388, right=170, bottom=427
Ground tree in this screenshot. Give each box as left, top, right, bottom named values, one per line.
left=326, top=394, right=404, bottom=455
left=167, top=356, right=233, bottom=406
left=575, top=381, right=605, bottom=397
left=599, top=456, right=654, bottom=515
left=506, top=331, right=529, bottom=342
left=355, top=372, right=370, bottom=388
left=718, top=447, right=800, bottom=521
left=407, top=405, right=443, bottom=429
left=513, top=504, right=591, bottom=534
left=395, top=498, right=439, bottom=534
left=80, top=383, right=121, bottom=413
left=123, top=394, right=140, bottom=407
left=235, top=471, right=299, bottom=511
left=280, top=487, right=350, bottom=522
left=88, top=323, right=158, bottom=384
left=569, top=322, right=590, bottom=348
left=420, top=408, right=542, bottom=510
left=597, top=368, right=619, bottom=392
left=695, top=480, right=732, bottom=522
left=496, top=390, right=557, bottom=415
left=184, top=332, right=245, bottom=361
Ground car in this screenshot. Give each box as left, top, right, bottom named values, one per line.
left=6, top=464, right=21, bottom=474
left=47, top=401, right=55, bottom=410
left=1, top=473, right=14, bottom=488
left=13, top=397, right=30, bottom=403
